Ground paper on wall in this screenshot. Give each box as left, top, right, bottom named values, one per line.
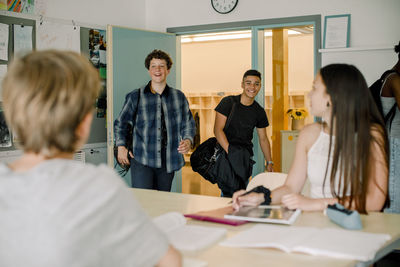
left=0, top=23, right=9, bottom=60
left=37, top=20, right=80, bottom=52
left=0, top=64, right=7, bottom=100
left=13, top=24, right=33, bottom=55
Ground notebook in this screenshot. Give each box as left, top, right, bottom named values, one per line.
left=153, top=212, right=227, bottom=251
left=185, top=206, right=247, bottom=226
left=220, top=224, right=391, bottom=261
left=224, top=205, right=301, bottom=225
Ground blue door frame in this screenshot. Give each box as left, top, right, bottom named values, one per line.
left=168, top=15, right=321, bottom=177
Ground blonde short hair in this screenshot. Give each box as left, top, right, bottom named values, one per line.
left=2, top=50, right=101, bottom=156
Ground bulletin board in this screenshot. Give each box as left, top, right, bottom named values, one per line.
left=0, top=12, right=107, bottom=153
left=81, top=27, right=107, bottom=144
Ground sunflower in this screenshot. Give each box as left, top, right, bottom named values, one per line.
left=287, top=108, right=308, bottom=120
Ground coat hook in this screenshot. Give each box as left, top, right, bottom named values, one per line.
left=72, top=20, right=76, bottom=30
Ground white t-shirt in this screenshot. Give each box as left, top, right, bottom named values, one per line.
left=0, top=159, right=169, bottom=267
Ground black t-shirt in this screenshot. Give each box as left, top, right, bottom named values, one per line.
left=215, top=95, right=269, bottom=154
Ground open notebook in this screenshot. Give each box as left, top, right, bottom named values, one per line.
left=153, top=212, right=227, bottom=251
left=220, top=224, right=391, bottom=261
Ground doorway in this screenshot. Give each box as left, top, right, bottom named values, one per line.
left=169, top=16, right=321, bottom=196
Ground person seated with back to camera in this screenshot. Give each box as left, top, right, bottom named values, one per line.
left=0, top=50, right=181, bottom=267
left=232, top=64, right=389, bottom=214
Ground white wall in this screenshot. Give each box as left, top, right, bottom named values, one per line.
left=145, top=0, right=400, bottom=84
left=181, top=38, right=251, bottom=94
left=46, top=0, right=146, bottom=28
left=145, top=0, right=399, bottom=47
left=33, top=0, right=400, bottom=84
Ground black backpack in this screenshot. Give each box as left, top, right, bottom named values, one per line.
left=369, top=70, right=399, bottom=130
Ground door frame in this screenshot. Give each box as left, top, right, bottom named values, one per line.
left=106, top=25, right=182, bottom=191
left=168, top=15, right=321, bottom=176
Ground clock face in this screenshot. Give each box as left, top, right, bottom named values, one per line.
left=211, top=0, right=238, bottom=14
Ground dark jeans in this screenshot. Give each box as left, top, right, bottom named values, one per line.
left=221, top=177, right=250, bottom=198
left=130, top=156, right=175, bottom=192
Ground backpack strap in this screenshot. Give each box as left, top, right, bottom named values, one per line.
left=381, top=70, right=399, bottom=131
left=379, top=70, right=398, bottom=94
left=132, top=87, right=141, bottom=124
left=223, top=96, right=237, bottom=131
left=127, top=87, right=141, bottom=152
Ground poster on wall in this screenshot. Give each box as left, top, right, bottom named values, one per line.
left=7, top=0, right=35, bottom=14
left=37, top=20, right=80, bottom=52
left=13, top=24, right=33, bottom=55
left=89, top=29, right=107, bottom=118
left=89, top=29, right=106, bottom=71
left=323, top=14, right=351, bottom=49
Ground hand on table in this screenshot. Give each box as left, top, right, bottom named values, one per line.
left=281, top=193, right=323, bottom=211
left=232, top=189, right=265, bottom=211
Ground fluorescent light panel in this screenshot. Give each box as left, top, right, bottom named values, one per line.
left=181, top=30, right=302, bottom=43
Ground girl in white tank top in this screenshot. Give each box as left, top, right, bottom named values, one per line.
left=307, top=127, right=349, bottom=199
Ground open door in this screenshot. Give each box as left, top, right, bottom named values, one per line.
left=106, top=26, right=180, bottom=190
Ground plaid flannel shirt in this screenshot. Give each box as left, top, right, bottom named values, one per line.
left=114, top=82, right=195, bottom=173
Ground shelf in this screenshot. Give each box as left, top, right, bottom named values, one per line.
left=319, top=45, right=393, bottom=53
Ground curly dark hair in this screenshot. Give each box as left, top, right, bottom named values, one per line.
left=395, top=41, right=400, bottom=59
left=144, top=49, right=173, bottom=70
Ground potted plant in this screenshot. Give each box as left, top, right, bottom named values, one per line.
left=287, top=108, right=308, bottom=130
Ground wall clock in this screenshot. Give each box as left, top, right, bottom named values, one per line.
left=211, top=0, right=239, bottom=14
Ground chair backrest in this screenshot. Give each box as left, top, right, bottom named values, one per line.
left=246, top=172, right=287, bottom=191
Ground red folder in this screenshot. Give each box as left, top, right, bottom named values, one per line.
left=184, top=206, right=247, bottom=226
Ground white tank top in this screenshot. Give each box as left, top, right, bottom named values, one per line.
left=307, top=130, right=349, bottom=199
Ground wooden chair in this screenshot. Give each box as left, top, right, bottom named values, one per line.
left=247, top=172, right=311, bottom=196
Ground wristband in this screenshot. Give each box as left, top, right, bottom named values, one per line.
left=248, top=185, right=271, bottom=205
left=267, top=161, right=274, bottom=166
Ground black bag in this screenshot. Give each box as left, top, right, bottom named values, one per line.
left=114, top=124, right=133, bottom=176
left=114, top=89, right=140, bottom=176
left=190, top=137, right=222, bottom=184
left=369, top=70, right=399, bottom=130
left=190, top=96, right=236, bottom=184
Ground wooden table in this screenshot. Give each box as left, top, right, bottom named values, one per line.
left=132, top=189, right=400, bottom=267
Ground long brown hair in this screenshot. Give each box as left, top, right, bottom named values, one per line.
left=320, top=64, right=389, bottom=214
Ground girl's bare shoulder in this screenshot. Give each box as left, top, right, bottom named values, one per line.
left=298, top=122, right=323, bottom=149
